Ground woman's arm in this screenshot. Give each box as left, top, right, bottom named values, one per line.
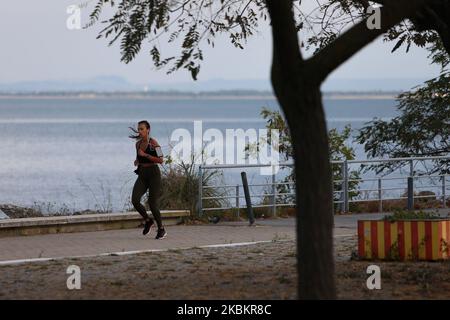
left=137, top=138, right=164, bottom=164
left=145, top=154, right=163, bottom=164
left=149, top=138, right=164, bottom=163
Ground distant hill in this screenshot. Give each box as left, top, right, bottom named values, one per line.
left=149, top=77, right=427, bottom=92
left=0, top=76, right=141, bottom=93
left=0, top=75, right=428, bottom=93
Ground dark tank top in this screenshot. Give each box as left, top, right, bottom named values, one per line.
left=137, top=138, right=158, bottom=164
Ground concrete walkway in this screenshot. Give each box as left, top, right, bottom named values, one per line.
left=0, top=221, right=296, bottom=263
left=0, top=213, right=378, bottom=264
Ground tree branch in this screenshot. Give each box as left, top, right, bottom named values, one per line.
left=413, top=2, right=450, bottom=55
left=265, top=0, right=304, bottom=86
left=308, top=0, right=429, bottom=83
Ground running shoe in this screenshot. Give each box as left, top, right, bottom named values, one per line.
left=155, top=228, right=167, bottom=239
left=143, top=218, right=154, bottom=235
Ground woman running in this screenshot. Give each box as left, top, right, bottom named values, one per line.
left=129, top=120, right=166, bottom=239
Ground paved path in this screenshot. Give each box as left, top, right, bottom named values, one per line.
left=0, top=222, right=295, bottom=263
left=5, top=210, right=447, bottom=264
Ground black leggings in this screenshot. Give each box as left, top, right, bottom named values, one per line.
left=131, top=165, right=163, bottom=229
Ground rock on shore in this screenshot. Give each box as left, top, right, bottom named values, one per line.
left=0, top=204, right=43, bottom=219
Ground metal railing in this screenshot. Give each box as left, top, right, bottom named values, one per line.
left=198, top=156, right=450, bottom=216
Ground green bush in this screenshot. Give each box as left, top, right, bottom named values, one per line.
left=383, top=208, right=442, bottom=221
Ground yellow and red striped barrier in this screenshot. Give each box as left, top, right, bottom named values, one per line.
left=358, top=220, right=450, bottom=260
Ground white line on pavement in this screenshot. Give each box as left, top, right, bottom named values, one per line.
left=0, top=239, right=293, bottom=266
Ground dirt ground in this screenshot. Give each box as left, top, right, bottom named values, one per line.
left=1, top=236, right=450, bottom=299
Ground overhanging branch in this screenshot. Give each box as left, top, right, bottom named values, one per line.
left=307, top=0, right=429, bottom=83
left=413, top=3, right=450, bottom=55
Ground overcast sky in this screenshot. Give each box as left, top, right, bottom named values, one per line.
left=0, top=1, right=441, bottom=87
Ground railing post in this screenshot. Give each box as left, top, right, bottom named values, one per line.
left=407, top=176, right=414, bottom=210
left=378, top=178, right=383, bottom=213
left=272, top=164, right=276, bottom=217
left=343, top=160, right=349, bottom=212
left=235, top=184, right=240, bottom=219
left=241, top=171, right=255, bottom=225
left=409, top=159, right=414, bottom=177
left=198, top=165, right=203, bottom=217
left=408, top=159, right=414, bottom=211
left=443, top=175, right=447, bottom=209
left=339, top=162, right=345, bottom=212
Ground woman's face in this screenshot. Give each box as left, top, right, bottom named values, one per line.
left=138, top=123, right=150, bottom=138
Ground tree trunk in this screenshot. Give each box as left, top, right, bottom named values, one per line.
left=266, top=0, right=335, bottom=295
left=279, top=81, right=336, bottom=299
left=266, top=0, right=436, bottom=299
left=295, top=88, right=335, bottom=300
left=266, top=0, right=336, bottom=300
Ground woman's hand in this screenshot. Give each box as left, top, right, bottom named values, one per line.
left=138, top=149, right=147, bottom=157
left=138, top=149, right=153, bottom=162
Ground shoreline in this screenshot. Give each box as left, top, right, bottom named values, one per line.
left=0, top=92, right=400, bottom=100
left=0, top=203, right=106, bottom=220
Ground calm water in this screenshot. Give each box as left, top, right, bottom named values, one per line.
left=0, top=97, right=400, bottom=212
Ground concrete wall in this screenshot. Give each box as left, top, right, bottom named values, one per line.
left=0, top=210, right=190, bottom=237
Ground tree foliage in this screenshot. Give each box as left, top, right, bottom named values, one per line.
left=85, top=0, right=268, bottom=80
left=356, top=37, right=449, bottom=175
left=85, top=1, right=448, bottom=80
left=356, top=71, right=450, bottom=175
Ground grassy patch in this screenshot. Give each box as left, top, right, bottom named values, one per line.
left=383, top=209, right=443, bottom=221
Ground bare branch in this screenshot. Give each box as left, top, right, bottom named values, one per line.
left=307, top=0, right=429, bottom=82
